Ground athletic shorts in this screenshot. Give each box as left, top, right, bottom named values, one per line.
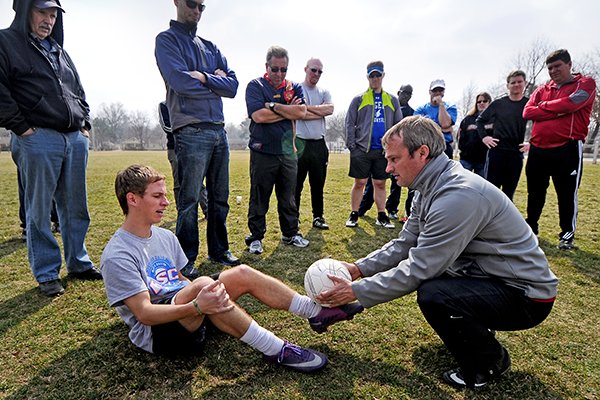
left=151, top=272, right=221, bottom=357
left=349, top=148, right=388, bottom=180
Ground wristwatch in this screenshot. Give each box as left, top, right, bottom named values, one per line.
left=268, top=102, right=276, bottom=112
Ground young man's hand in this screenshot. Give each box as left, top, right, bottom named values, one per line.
left=195, top=280, right=234, bottom=314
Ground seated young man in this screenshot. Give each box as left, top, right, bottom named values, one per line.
left=100, top=165, right=363, bottom=372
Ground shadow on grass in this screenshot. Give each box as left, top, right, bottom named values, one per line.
left=0, top=288, right=52, bottom=337
left=0, top=238, right=26, bottom=258
left=540, top=238, right=600, bottom=285
left=412, top=345, right=565, bottom=400
left=345, top=217, right=401, bottom=261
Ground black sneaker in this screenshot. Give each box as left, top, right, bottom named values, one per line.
left=345, top=211, right=359, bottom=227
left=558, top=232, right=576, bottom=250
left=312, top=217, right=329, bottom=230
left=442, top=348, right=511, bottom=389
left=181, top=264, right=201, bottom=280
left=209, top=250, right=241, bottom=266
left=263, top=341, right=328, bottom=373
left=39, top=279, right=65, bottom=297
left=375, top=213, right=394, bottom=229
left=68, top=267, right=103, bottom=281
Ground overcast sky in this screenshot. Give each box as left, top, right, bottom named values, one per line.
left=2, top=0, right=599, bottom=125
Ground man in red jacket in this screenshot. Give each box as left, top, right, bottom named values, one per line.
left=523, top=49, right=596, bottom=250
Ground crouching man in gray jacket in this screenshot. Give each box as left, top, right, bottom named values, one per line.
left=318, top=116, right=558, bottom=389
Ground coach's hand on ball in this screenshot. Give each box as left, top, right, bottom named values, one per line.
left=317, top=274, right=357, bottom=307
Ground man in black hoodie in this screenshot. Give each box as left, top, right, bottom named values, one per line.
left=0, top=0, right=101, bottom=297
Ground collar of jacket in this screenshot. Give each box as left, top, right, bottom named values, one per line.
left=358, top=88, right=396, bottom=111
left=170, top=19, right=197, bottom=37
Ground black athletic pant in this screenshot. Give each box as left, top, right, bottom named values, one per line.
left=247, top=150, right=299, bottom=241
left=295, top=138, right=329, bottom=219
left=484, top=148, right=523, bottom=201
left=525, top=140, right=583, bottom=237
left=417, top=276, right=553, bottom=387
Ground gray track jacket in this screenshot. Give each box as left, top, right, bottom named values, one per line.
left=352, top=155, right=558, bottom=308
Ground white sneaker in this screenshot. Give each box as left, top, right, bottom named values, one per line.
left=375, top=215, right=395, bottom=229
left=281, top=234, right=310, bottom=248
left=248, top=240, right=263, bottom=254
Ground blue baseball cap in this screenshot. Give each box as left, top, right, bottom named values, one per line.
left=33, top=0, right=65, bottom=12
left=367, top=65, right=384, bottom=75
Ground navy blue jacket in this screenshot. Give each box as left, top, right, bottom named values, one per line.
left=155, top=20, right=238, bottom=131
left=0, top=0, right=91, bottom=135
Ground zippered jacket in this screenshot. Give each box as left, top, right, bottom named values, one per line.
left=345, top=88, right=402, bottom=151
left=0, top=0, right=90, bottom=135
left=155, top=20, right=238, bottom=132
left=523, top=74, right=596, bottom=149
left=352, top=154, right=558, bottom=308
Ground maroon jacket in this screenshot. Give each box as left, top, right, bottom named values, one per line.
left=523, top=74, right=596, bottom=148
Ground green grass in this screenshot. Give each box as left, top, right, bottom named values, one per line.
left=0, top=150, right=598, bottom=399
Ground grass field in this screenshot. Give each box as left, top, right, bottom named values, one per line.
left=0, top=150, right=598, bottom=400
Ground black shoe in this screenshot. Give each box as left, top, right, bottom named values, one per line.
left=346, top=211, right=359, bottom=227
left=21, top=229, right=27, bottom=242
left=209, top=250, right=241, bottom=266
left=181, top=264, right=201, bottom=280
left=312, top=217, right=329, bottom=230
left=442, top=348, right=511, bottom=389
left=39, top=279, right=65, bottom=297
left=68, top=267, right=103, bottom=281
left=51, top=222, right=61, bottom=234
left=558, top=232, right=576, bottom=250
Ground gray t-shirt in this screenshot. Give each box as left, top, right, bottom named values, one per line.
left=296, top=83, right=332, bottom=140
left=100, top=226, right=188, bottom=353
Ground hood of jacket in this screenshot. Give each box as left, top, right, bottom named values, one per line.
left=10, top=0, right=64, bottom=46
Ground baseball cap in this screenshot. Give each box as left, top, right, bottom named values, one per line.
left=33, top=0, right=65, bottom=12
left=367, top=65, right=384, bottom=75
left=429, top=79, right=445, bottom=91
left=398, top=84, right=413, bottom=95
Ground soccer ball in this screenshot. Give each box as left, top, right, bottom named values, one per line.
left=304, top=258, right=351, bottom=307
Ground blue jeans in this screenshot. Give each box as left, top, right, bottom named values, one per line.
left=11, top=129, right=93, bottom=283
left=459, top=159, right=485, bottom=177
left=174, top=125, right=231, bottom=264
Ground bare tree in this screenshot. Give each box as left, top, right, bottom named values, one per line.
left=325, top=111, right=346, bottom=143
left=457, top=81, right=478, bottom=121
left=128, top=110, right=152, bottom=150
left=94, top=102, right=129, bottom=150
left=512, top=38, right=555, bottom=97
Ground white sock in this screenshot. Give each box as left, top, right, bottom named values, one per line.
left=239, top=320, right=285, bottom=356
left=289, top=293, right=322, bottom=318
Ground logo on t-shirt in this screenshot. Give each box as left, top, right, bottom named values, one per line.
left=146, top=256, right=185, bottom=296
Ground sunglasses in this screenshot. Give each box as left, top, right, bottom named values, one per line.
left=368, top=72, right=382, bottom=78
left=185, top=0, right=206, bottom=12
left=269, top=66, right=288, bottom=73
left=310, top=68, right=323, bottom=75
left=477, top=100, right=490, bottom=104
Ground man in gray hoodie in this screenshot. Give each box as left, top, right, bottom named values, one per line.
left=319, top=116, right=558, bottom=389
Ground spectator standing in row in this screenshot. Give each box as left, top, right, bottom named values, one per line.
left=458, top=92, right=492, bottom=177
left=415, top=79, right=457, bottom=159
left=244, top=45, right=310, bottom=254
left=155, top=0, right=241, bottom=278
left=477, top=71, right=529, bottom=201
left=523, top=49, right=596, bottom=250
left=158, top=101, right=207, bottom=218
left=0, top=0, right=101, bottom=297
left=358, top=84, right=414, bottom=222
left=345, top=61, right=402, bottom=229
left=295, top=58, right=334, bottom=230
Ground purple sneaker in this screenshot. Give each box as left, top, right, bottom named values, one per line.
left=309, top=303, right=364, bottom=334
left=263, top=341, right=328, bottom=373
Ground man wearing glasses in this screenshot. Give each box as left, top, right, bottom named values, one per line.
left=345, top=61, right=402, bottom=229
left=414, top=79, right=458, bottom=159
left=244, top=46, right=310, bottom=255
left=295, top=58, right=334, bottom=231
left=155, top=0, right=241, bottom=278
left=476, top=70, right=529, bottom=202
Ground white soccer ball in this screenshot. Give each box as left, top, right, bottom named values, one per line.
left=304, top=258, right=351, bottom=307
